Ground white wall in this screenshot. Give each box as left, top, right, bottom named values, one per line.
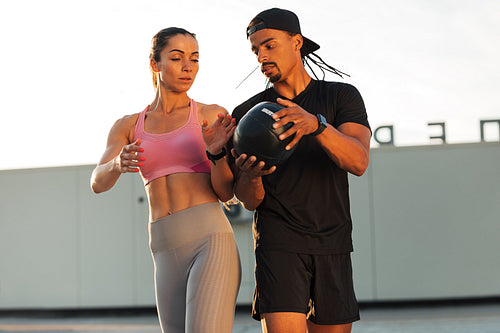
left=0, top=166, right=154, bottom=308
left=366, top=143, right=500, bottom=300
left=1, top=142, right=499, bottom=309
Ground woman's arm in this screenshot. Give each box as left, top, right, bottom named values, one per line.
left=90, top=115, right=142, bottom=193
left=201, top=106, right=236, bottom=202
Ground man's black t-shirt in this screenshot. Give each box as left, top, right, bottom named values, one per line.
left=230, top=79, right=370, bottom=254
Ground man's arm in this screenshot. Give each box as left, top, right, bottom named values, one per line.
left=272, top=98, right=371, bottom=176
left=314, top=122, right=371, bottom=176
left=230, top=152, right=276, bottom=211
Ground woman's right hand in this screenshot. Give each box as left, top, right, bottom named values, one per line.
left=91, top=114, right=142, bottom=194
left=116, top=138, right=145, bottom=173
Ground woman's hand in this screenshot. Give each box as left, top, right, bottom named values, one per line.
left=116, top=138, right=145, bottom=173
left=201, top=113, right=236, bottom=154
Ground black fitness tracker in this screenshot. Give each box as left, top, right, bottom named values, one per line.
left=310, top=114, right=327, bottom=136
left=206, top=148, right=227, bottom=165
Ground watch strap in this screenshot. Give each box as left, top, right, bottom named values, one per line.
left=206, top=147, right=227, bottom=164
left=310, top=114, right=327, bottom=136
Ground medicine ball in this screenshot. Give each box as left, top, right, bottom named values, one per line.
left=233, top=102, right=296, bottom=169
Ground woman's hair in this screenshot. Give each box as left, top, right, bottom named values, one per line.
left=149, top=27, right=197, bottom=89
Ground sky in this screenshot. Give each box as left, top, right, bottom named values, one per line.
left=0, top=0, right=499, bottom=170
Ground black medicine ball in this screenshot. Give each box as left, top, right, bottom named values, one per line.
left=233, top=102, right=296, bottom=169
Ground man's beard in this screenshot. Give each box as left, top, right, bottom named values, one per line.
left=261, top=62, right=281, bottom=83
left=269, top=72, right=281, bottom=83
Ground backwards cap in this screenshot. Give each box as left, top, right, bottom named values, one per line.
left=246, top=8, right=320, bottom=57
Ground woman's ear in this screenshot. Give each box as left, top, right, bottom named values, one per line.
left=150, top=58, right=160, bottom=72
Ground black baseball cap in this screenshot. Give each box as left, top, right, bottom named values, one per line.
left=246, top=8, right=320, bottom=57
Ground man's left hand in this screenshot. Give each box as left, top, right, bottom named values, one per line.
left=272, top=97, right=320, bottom=150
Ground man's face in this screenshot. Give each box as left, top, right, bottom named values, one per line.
left=249, top=28, right=301, bottom=83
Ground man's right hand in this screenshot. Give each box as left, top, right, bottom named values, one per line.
left=231, top=148, right=276, bottom=177
left=231, top=148, right=273, bottom=211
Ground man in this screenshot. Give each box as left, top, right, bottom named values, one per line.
left=229, top=8, right=371, bottom=333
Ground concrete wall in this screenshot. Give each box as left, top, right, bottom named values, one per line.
left=1, top=142, right=499, bottom=309
left=353, top=142, right=500, bottom=301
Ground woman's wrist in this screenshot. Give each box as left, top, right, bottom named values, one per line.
left=206, top=145, right=224, bottom=155
left=206, top=147, right=227, bottom=165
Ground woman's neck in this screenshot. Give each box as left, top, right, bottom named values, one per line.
left=150, top=88, right=190, bottom=115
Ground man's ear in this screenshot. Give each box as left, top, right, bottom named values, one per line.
left=294, top=34, right=304, bottom=52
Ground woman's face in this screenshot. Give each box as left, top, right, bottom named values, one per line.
left=153, top=34, right=199, bottom=92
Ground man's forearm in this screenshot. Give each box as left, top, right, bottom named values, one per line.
left=234, top=173, right=265, bottom=211
left=316, top=123, right=371, bottom=176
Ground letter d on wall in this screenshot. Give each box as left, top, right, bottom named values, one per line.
left=374, top=125, right=394, bottom=146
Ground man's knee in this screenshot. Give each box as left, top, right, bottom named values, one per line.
left=261, top=312, right=307, bottom=333
left=307, top=320, right=352, bottom=333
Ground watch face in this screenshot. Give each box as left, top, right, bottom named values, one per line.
left=319, top=114, right=327, bottom=125
left=311, top=114, right=327, bottom=136
left=317, top=114, right=327, bottom=128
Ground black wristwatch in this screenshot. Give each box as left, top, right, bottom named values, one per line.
left=310, top=114, right=327, bottom=136
left=206, top=147, right=226, bottom=165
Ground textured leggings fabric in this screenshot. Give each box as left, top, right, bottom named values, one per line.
left=149, top=202, right=241, bottom=333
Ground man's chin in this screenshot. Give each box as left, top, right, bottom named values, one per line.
left=269, top=74, right=281, bottom=83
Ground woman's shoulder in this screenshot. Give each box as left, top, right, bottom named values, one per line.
left=112, top=112, right=141, bottom=129
left=197, top=102, right=228, bottom=114
left=196, top=102, right=228, bottom=123
left=107, top=111, right=143, bottom=142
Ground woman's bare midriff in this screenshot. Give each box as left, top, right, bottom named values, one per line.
left=145, top=172, right=219, bottom=222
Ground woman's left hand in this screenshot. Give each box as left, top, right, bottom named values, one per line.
left=202, top=113, right=236, bottom=154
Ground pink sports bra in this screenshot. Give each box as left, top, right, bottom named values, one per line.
left=133, top=100, right=211, bottom=185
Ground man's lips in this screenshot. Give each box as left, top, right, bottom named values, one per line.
left=261, top=63, right=276, bottom=75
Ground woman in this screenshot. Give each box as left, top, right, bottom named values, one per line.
left=91, top=27, right=241, bottom=333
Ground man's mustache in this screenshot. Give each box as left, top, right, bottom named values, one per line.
left=261, top=62, right=277, bottom=69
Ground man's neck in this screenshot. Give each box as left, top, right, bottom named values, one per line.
left=272, top=68, right=312, bottom=100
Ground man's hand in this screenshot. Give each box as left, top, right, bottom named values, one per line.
left=272, top=97, right=320, bottom=150
left=231, top=149, right=276, bottom=177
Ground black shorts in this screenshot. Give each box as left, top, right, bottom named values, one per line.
left=252, top=249, right=360, bottom=325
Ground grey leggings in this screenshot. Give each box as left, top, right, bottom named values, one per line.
left=149, top=202, right=241, bottom=333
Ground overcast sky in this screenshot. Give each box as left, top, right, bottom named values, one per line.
left=1, top=0, right=499, bottom=170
